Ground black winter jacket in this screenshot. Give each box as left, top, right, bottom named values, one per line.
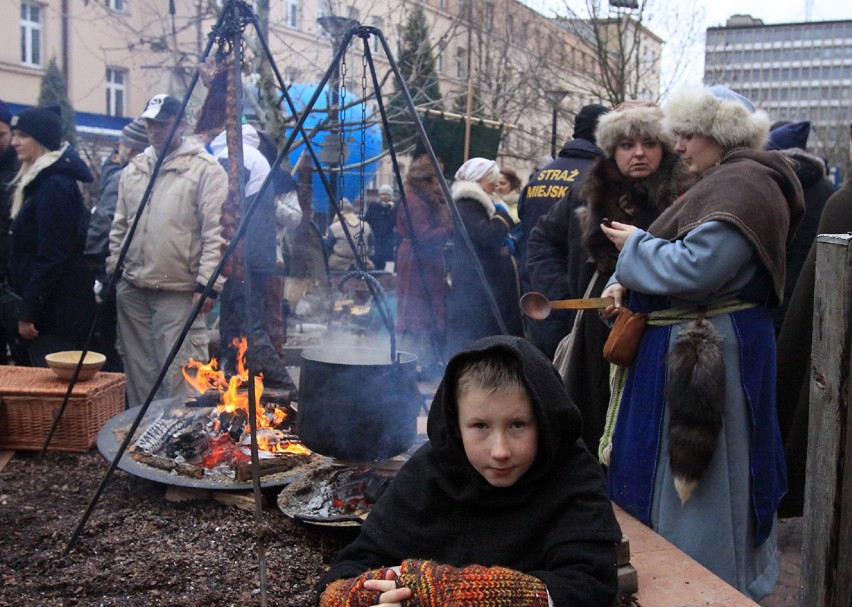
left=9, top=145, right=95, bottom=340
left=773, top=148, right=835, bottom=332
left=0, top=145, right=19, bottom=279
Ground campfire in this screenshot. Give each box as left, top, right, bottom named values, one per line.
left=278, top=460, right=400, bottom=525
left=128, top=338, right=312, bottom=482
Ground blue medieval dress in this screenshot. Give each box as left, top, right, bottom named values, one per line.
left=604, top=149, right=804, bottom=601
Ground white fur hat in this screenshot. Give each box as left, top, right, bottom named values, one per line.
left=595, top=101, right=672, bottom=158
left=662, top=86, right=770, bottom=151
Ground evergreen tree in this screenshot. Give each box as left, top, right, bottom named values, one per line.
left=386, top=5, right=441, bottom=151
left=38, top=58, right=77, bottom=146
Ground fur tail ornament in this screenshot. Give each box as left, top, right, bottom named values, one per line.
left=666, top=317, right=725, bottom=504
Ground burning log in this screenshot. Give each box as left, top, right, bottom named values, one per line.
left=235, top=455, right=312, bottom=482
left=162, top=420, right=209, bottom=461
left=260, top=388, right=292, bottom=408
left=186, top=389, right=223, bottom=408
left=132, top=453, right=204, bottom=479
left=133, top=415, right=189, bottom=454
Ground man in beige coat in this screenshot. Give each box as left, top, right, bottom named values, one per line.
left=107, top=94, right=228, bottom=406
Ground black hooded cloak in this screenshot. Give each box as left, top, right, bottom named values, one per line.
left=317, top=335, right=622, bottom=607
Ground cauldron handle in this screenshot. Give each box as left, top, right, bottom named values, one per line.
left=338, top=270, right=397, bottom=360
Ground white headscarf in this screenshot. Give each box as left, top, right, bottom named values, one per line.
left=454, top=158, right=497, bottom=183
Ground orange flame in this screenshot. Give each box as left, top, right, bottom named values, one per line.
left=182, top=337, right=310, bottom=459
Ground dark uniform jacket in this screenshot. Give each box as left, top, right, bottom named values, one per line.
left=517, top=138, right=602, bottom=271
left=517, top=138, right=602, bottom=355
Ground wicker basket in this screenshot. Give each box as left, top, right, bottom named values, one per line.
left=0, top=367, right=125, bottom=453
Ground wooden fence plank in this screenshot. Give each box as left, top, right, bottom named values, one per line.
left=800, top=234, right=852, bottom=607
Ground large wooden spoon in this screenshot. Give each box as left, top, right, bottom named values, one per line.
left=520, top=291, right=614, bottom=320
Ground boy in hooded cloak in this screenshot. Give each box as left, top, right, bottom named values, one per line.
left=316, top=335, right=621, bottom=607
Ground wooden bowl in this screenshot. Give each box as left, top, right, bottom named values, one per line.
left=44, top=351, right=107, bottom=381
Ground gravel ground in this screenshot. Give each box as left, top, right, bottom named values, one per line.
left=0, top=451, right=353, bottom=607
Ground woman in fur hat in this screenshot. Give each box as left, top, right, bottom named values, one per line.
left=600, top=86, right=804, bottom=600
left=447, top=158, right=523, bottom=355
left=8, top=106, right=95, bottom=367
left=527, top=101, right=693, bottom=457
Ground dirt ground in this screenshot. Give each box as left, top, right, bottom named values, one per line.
left=0, top=450, right=354, bottom=607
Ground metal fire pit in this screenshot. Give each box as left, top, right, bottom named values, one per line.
left=96, top=398, right=315, bottom=490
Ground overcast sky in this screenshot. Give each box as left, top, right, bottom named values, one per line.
left=688, top=0, right=851, bottom=88
left=528, top=1, right=852, bottom=92
left=703, top=0, right=850, bottom=27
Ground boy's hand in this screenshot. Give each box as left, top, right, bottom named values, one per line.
left=363, top=569, right=412, bottom=605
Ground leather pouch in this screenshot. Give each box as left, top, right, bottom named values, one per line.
left=603, top=307, right=647, bottom=367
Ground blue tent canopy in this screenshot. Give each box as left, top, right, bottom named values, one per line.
left=275, top=83, right=383, bottom=213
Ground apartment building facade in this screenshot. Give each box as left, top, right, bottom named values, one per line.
left=1, top=0, right=661, bottom=171
left=705, top=15, right=852, bottom=178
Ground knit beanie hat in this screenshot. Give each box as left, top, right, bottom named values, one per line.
left=766, top=120, right=810, bottom=151
left=572, top=103, right=610, bottom=144
left=378, top=184, right=393, bottom=196
left=596, top=100, right=672, bottom=158
left=119, top=117, right=149, bottom=152
left=10, top=105, right=63, bottom=151
left=663, top=85, right=770, bottom=151
left=0, top=99, right=11, bottom=126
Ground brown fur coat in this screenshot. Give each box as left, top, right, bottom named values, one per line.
left=577, top=152, right=694, bottom=275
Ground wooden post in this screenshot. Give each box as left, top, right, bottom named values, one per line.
left=800, top=234, right=852, bottom=607
left=463, top=78, right=474, bottom=162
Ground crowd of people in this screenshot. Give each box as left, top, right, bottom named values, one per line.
left=318, top=86, right=851, bottom=607
left=1, top=83, right=850, bottom=606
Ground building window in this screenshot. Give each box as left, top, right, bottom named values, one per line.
left=106, top=68, right=126, bottom=116
left=455, top=47, right=466, bottom=78
left=20, top=2, right=42, bottom=67
left=437, top=50, right=443, bottom=73
left=107, top=0, right=126, bottom=11
left=286, top=0, right=298, bottom=28
left=371, top=17, right=382, bottom=52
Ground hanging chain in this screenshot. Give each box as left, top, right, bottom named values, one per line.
left=356, top=50, right=369, bottom=265
left=338, top=49, right=348, bottom=214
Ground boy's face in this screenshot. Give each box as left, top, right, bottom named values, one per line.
left=457, top=384, right=538, bottom=488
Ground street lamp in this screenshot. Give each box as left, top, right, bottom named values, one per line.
left=318, top=15, right=359, bottom=230
left=545, top=90, right=569, bottom=158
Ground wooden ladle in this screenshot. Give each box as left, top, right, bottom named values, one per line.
left=520, top=291, right=614, bottom=320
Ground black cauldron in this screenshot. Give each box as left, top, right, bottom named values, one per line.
left=297, top=347, right=421, bottom=461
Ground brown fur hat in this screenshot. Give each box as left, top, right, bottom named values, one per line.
left=596, top=101, right=672, bottom=158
